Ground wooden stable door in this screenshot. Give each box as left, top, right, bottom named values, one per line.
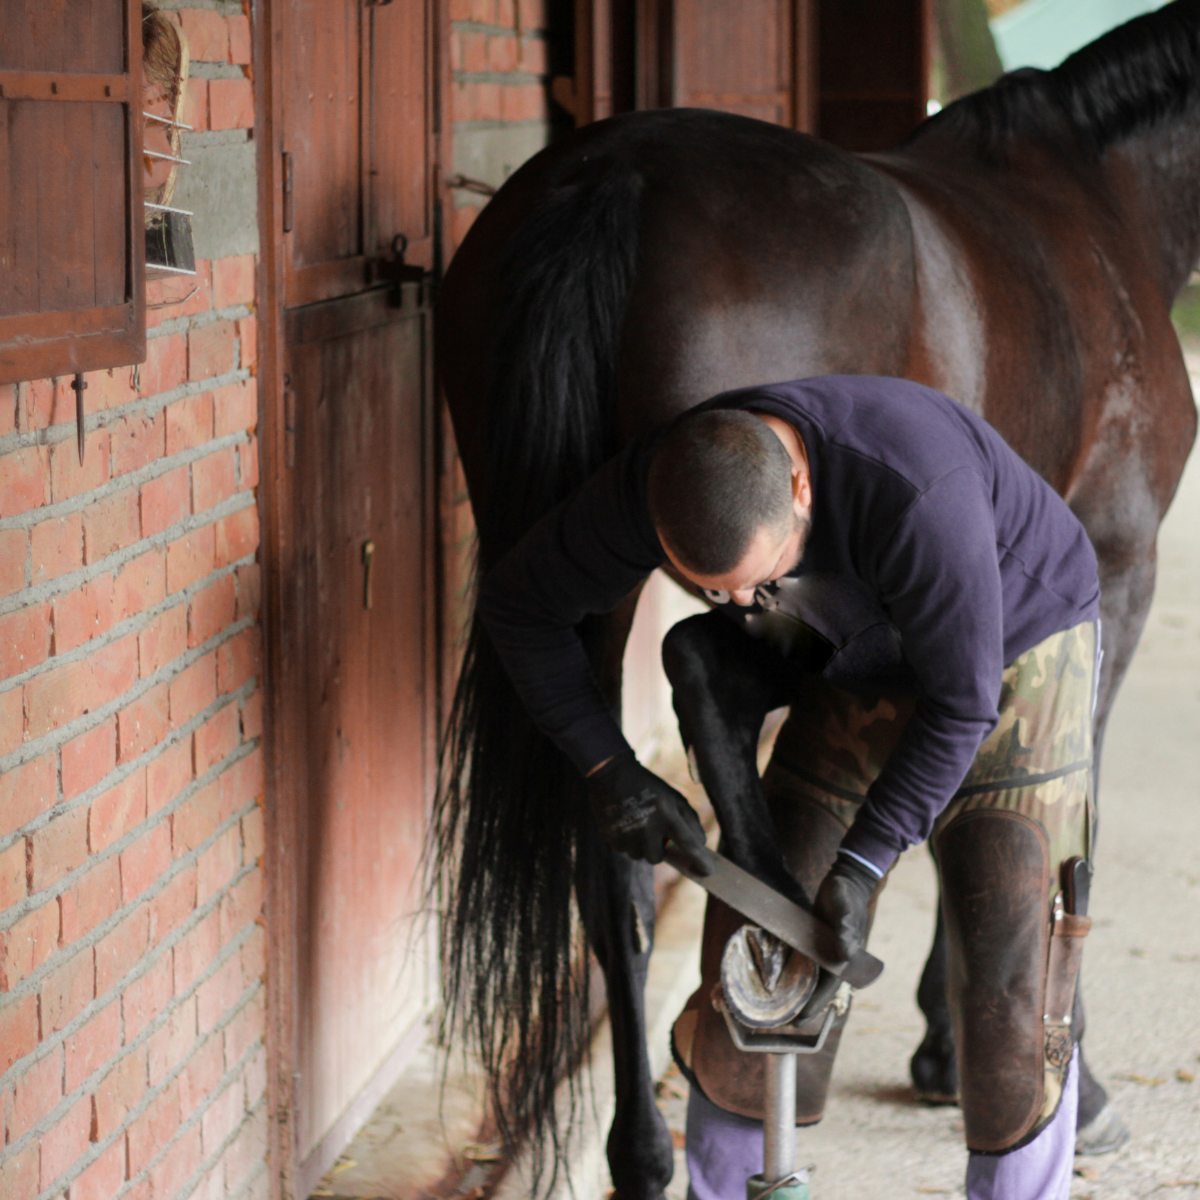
left=270, top=0, right=440, bottom=1191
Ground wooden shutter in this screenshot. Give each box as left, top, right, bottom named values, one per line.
left=816, top=0, right=930, bottom=150
left=0, top=0, right=145, bottom=384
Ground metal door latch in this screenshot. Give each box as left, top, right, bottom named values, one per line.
left=362, top=540, right=376, bottom=610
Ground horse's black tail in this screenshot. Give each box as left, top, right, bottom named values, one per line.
left=430, top=157, right=644, bottom=1187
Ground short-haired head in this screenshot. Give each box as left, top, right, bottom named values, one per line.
left=647, top=409, right=796, bottom=577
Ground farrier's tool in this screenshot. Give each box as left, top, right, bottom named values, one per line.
left=665, top=845, right=883, bottom=987
left=667, top=845, right=886, bottom=1200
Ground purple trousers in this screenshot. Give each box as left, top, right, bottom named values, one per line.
left=685, top=1051, right=1078, bottom=1200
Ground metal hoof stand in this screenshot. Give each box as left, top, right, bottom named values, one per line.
left=716, top=928, right=858, bottom=1200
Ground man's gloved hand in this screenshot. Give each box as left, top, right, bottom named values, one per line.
left=813, top=853, right=880, bottom=962
left=585, top=749, right=711, bottom=875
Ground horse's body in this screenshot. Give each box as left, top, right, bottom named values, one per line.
left=433, top=6, right=1200, bottom=1196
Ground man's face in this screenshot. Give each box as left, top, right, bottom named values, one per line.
left=672, top=511, right=810, bottom=605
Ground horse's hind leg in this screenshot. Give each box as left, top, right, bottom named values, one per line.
left=575, top=848, right=674, bottom=1200
left=662, top=612, right=802, bottom=902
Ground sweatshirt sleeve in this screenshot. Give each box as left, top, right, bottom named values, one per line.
left=478, top=438, right=666, bottom=775
left=839, top=468, right=1004, bottom=872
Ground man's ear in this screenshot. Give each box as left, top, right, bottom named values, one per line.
left=792, top=465, right=811, bottom=512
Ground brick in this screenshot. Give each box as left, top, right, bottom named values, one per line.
left=167, top=524, right=217, bottom=593
left=152, top=1124, right=202, bottom=1200
left=0, top=839, right=25, bottom=908
left=0, top=686, right=21, bottom=757
left=94, top=1044, right=147, bottom=1137
left=170, top=652, right=217, bottom=728
left=0, top=1145, right=38, bottom=1200
left=49, top=433, right=110, bottom=503
left=40, top=948, right=94, bottom=1033
left=52, top=576, right=115, bottom=654
left=219, top=867, right=262, bottom=942
left=239, top=433, right=259, bottom=490
left=8, top=1047, right=62, bottom=1140
left=139, top=333, right=188, bottom=397
left=202, top=1077, right=243, bottom=1153
left=0, top=381, right=13, bottom=433
left=182, top=76, right=208, bottom=131
left=147, top=262, right=213, bottom=330
left=17, top=377, right=71, bottom=429
left=522, top=34, right=548, bottom=72
left=29, top=806, right=88, bottom=891
left=70, top=1137, right=126, bottom=1200
left=0, top=900, right=59, bottom=989
left=188, top=574, right=236, bottom=649
left=120, top=821, right=171, bottom=903
left=140, top=465, right=191, bottom=536
left=195, top=703, right=240, bottom=775
left=0, top=992, right=38, bottom=1072
left=212, top=255, right=256, bottom=309
left=0, top=751, right=57, bottom=836
left=122, top=954, right=172, bottom=1043
left=149, top=864, right=197, bottom=946
left=198, top=952, right=243, bottom=1032
left=64, top=1000, right=121, bottom=1089
left=502, top=82, right=547, bottom=121
left=217, top=626, right=259, bottom=694
left=110, top=409, right=166, bottom=476
left=222, top=1101, right=267, bottom=1194
left=138, top=605, right=187, bottom=678
left=90, top=768, right=147, bottom=850
left=197, top=825, right=241, bottom=903
left=219, top=747, right=263, bottom=813
left=240, top=689, right=263, bottom=742
left=60, top=856, right=121, bottom=945
left=212, top=379, right=257, bottom=436
left=113, top=549, right=167, bottom=618
left=181, top=1033, right=224, bottom=1112
left=223, top=991, right=263, bottom=1070
left=61, top=719, right=118, bottom=800
left=0, top=600, right=52, bottom=676
left=39, top=1092, right=93, bottom=1190
left=238, top=314, right=257, bottom=368
left=227, top=13, right=251, bottom=64
left=83, top=488, right=140, bottom=563
left=128, top=1076, right=181, bottom=1175
left=244, top=1042, right=267, bottom=1107
left=165, top=391, right=214, bottom=454
left=209, top=77, right=254, bottom=130
left=235, top=563, right=260, bottom=620
left=148, top=998, right=195, bottom=1086
left=487, top=33, right=520, bottom=71
left=89, top=365, right=138, bottom=411
left=179, top=8, right=229, bottom=61
left=0, top=443, right=50, bottom=515
left=147, top=738, right=192, bottom=815
left=118, top=683, right=170, bottom=761
left=23, top=632, right=139, bottom=739
left=95, top=907, right=149, bottom=995
left=172, top=780, right=223, bottom=855
left=193, top=446, right=238, bottom=513
left=214, top=504, right=258, bottom=567
left=174, top=911, right=219, bottom=995
left=189, top=320, right=238, bottom=380
left=0, top=527, right=27, bottom=595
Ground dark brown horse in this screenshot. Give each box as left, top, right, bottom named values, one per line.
left=432, top=5, right=1200, bottom=1195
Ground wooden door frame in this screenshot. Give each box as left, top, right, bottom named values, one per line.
left=253, top=2, right=453, bottom=1195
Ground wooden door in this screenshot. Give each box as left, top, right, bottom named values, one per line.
left=264, top=0, right=440, bottom=1192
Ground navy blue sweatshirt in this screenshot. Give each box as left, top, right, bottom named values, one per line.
left=480, top=376, right=1100, bottom=871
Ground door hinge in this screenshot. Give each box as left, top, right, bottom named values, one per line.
left=282, top=150, right=294, bottom=233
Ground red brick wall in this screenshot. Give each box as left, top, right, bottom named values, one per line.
left=0, top=11, right=268, bottom=1200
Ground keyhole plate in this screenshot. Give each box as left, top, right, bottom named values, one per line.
left=362, top=540, right=375, bottom=610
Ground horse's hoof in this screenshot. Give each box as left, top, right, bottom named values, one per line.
left=1075, top=1103, right=1131, bottom=1156
left=910, top=1033, right=959, bottom=1105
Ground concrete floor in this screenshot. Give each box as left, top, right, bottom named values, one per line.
left=314, top=370, right=1200, bottom=1200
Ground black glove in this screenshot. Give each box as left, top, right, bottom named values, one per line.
left=813, top=853, right=879, bottom=962
left=585, top=749, right=711, bottom=875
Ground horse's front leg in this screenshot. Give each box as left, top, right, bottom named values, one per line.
left=575, top=846, right=674, bottom=1200
left=662, top=611, right=803, bottom=903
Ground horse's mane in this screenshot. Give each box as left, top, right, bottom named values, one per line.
left=914, top=0, right=1200, bottom=157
